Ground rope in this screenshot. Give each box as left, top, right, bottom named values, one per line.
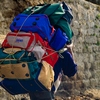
left=0, top=47, right=67, bottom=93
left=1, top=9, right=68, bottom=93
left=11, top=11, right=34, bottom=49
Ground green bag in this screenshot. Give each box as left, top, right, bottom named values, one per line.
left=23, top=3, right=64, bottom=25
left=0, top=48, right=39, bottom=79
left=22, top=2, right=73, bottom=40
left=57, top=19, right=73, bottom=40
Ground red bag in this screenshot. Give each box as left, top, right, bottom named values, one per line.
left=2, top=32, right=59, bottom=67
left=2, top=32, right=35, bottom=49
left=42, top=44, right=59, bottom=67
left=31, top=33, right=59, bottom=67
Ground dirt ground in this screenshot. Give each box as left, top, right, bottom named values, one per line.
left=55, top=89, right=100, bottom=100
left=1, top=88, right=99, bottom=100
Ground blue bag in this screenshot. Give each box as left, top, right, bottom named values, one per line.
left=51, top=50, right=77, bottom=91
left=0, top=78, right=48, bottom=95
left=49, top=28, right=68, bottom=51
left=22, top=2, right=73, bottom=25
left=53, top=50, right=77, bottom=78
left=60, top=51, right=77, bottom=77
left=10, top=14, right=55, bottom=42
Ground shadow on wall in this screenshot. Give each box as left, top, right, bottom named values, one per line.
left=86, top=0, right=100, bottom=5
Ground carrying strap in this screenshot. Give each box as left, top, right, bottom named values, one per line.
left=43, top=3, right=62, bottom=16
left=31, top=4, right=51, bottom=14
left=10, top=11, right=35, bottom=49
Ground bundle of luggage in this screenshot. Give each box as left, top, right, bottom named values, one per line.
left=0, top=2, right=77, bottom=95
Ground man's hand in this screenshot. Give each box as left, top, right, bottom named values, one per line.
left=66, top=42, right=73, bottom=49
left=65, top=42, right=74, bottom=60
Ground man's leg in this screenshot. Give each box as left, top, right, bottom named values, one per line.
left=29, top=91, right=54, bottom=100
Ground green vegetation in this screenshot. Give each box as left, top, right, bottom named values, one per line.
left=96, top=41, right=100, bottom=46
left=96, top=14, right=100, bottom=20
left=85, top=44, right=88, bottom=49
left=84, top=42, right=88, bottom=49
left=94, top=25, right=99, bottom=28
left=92, top=33, right=95, bottom=36
left=90, top=33, right=96, bottom=36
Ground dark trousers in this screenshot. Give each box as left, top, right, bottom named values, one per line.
left=29, top=91, right=54, bottom=100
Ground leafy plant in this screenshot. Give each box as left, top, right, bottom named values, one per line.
left=94, top=25, right=99, bottom=28
left=96, top=14, right=100, bottom=20
left=96, top=41, right=100, bottom=46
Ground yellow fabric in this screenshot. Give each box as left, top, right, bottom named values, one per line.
left=3, top=48, right=21, bottom=54
left=38, top=61, right=54, bottom=91
left=0, top=62, right=30, bottom=79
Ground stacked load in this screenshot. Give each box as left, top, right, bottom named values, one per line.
left=0, top=2, right=77, bottom=95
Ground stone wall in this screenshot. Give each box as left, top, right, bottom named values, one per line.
left=58, top=0, right=100, bottom=97
left=0, top=0, right=100, bottom=99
